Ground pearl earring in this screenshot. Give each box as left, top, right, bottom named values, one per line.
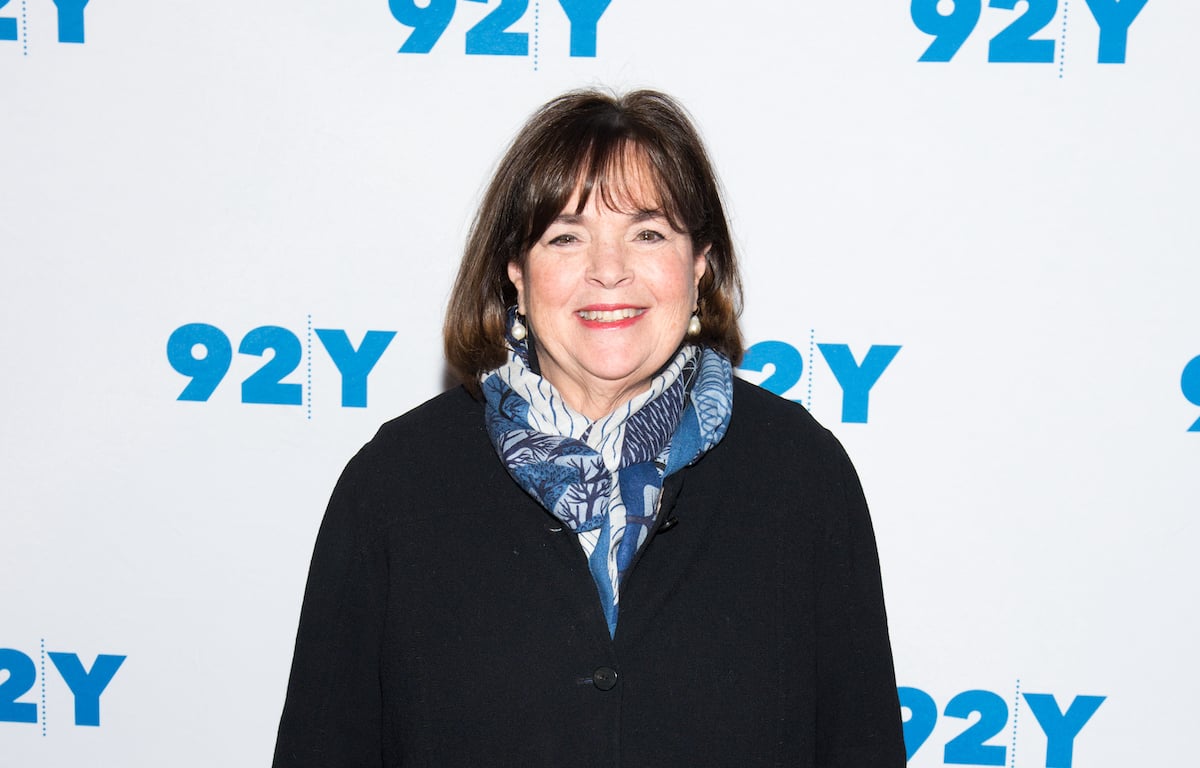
left=511, top=313, right=527, bottom=341
left=687, top=313, right=702, bottom=337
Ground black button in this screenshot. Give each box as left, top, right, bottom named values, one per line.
left=592, top=666, right=618, bottom=691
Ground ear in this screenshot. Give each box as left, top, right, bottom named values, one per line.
left=506, top=261, right=526, bottom=313
left=693, top=247, right=709, bottom=293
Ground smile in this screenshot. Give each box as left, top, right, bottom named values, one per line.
left=576, top=308, right=646, bottom=322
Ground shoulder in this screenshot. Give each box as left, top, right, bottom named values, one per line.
left=363, top=386, right=486, bottom=459
left=727, top=378, right=844, bottom=459
left=731, top=377, right=820, bottom=427
left=698, top=379, right=862, bottom=509
left=326, top=386, right=498, bottom=520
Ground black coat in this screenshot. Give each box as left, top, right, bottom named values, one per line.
left=273, top=379, right=905, bottom=767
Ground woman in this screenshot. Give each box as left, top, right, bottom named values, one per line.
left=273, top=89, right=905, bottom=767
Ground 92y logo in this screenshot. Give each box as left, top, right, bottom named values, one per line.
left=737, top=340, right=901, bottom=424
left=167, top=323, right=396, bottom=409
left=900, top=686, right=1105, bottom=768
left=390, top=0, right=611, bottom=56
left=911, top=0, right=1148, bottom=63
left=0, top=646, right=125, bottom=729
left=0, top=0, right=93, bottom=45
left=1182, top=355, right=1200, bottom=432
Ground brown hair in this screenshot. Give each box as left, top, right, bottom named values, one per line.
left=444, top=88, right=744, bottom=393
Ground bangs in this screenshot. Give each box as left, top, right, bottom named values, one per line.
left=522, top=133, right=691, bottom=250
left=575, top=139, right=684, bottom=225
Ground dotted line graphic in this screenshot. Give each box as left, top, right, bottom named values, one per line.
left=1058, top=1, right=1070, bottom=79
left=40, top=638, right=46, bottom=736
left=22, top=0, right=28, bottom=57
left=533, top=1, right=540, bottom=72
left=806, top=327, right=815, bottom=411
left=306, top=314, right=313, bottom=421
left=1010, top=678, right=1022, bottom=767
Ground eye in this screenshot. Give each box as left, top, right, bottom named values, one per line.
left=547, top=233, right=578, bottom=246
left=635, top=229, right=665, bottom=242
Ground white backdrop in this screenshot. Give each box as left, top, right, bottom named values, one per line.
left=2, top=1, right=1197, bottom=766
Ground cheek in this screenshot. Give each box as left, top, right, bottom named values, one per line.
left=663, top=259, right=702, bottom=304
left=525, top=263, right=574, bottom=313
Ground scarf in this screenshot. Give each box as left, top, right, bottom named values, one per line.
left=481, top=340, right=734, bottom=636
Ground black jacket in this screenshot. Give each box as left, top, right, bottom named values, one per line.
left=273, top=379, right=905, bottom=767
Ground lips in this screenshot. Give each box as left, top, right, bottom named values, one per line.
left=576, top=305, right=646, bottom=329
left=577, top=307, right=645, bottom=322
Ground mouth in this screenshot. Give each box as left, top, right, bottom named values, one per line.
left=576, top=307, right=646, bottom=323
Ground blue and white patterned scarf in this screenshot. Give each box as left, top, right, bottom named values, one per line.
left=481, top=340, right=733, bottom=636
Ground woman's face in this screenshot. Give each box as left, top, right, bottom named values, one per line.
left=508, top=168, right=707, bottom=420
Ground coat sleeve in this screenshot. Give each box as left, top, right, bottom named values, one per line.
left=273, top=452, right=387, bottom=768
left=814, top=434, right=907, bottom=767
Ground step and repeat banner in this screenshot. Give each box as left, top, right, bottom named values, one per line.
left=2, top=1, right=1196, bottom=766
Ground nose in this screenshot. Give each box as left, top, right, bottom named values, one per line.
left=586, top=236, right=632, bottom=288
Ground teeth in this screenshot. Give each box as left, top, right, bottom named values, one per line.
left=578, top=308, right=644, bottom=322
